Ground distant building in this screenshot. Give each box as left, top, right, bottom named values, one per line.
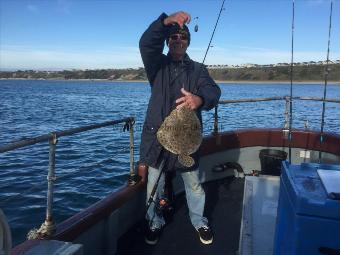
left=168, top=61, right=338, bottom=70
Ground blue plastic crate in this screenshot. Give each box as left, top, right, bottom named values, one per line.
left=274, top=161, right=340, bottom=255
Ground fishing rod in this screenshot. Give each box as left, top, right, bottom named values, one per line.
left=145, top=0, right=227, bottom=219
left=145, top=161, right=167, bottom=221
left=319, top=1, right=333, bottom=163
left=201, top=0, right=226, bottom=65
left=191, top=0, right=226, bottom=134
left=181, top=0, right=226, bottom=85
left=288, top=0, right=295, bottom=164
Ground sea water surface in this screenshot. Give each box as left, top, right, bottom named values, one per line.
left=0, top=80, right=339, bottom=245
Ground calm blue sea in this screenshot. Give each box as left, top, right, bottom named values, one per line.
left=0, top=80, right=339, bottom=245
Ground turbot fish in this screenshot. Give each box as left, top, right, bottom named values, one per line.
left=157, top=106, right=202, bottom=167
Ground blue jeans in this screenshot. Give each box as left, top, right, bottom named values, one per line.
left=146, top=163, right=208, bottom=230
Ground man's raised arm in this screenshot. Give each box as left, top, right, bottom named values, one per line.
left=139, top=12, right=191, bottom=85
left=139, top=13, right=169, bottom=85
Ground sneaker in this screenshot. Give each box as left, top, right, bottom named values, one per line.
left=145, top=227, right=161, bottom=245
left=197, top=225, right=213, bottom=245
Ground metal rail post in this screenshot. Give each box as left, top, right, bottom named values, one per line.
left=27, top=133, right=57, bottom=239
left=130, top=120, right=134, bottom=176
left=45, top=133, right=58, bottom=232
left=128, top=120, right=138, bottom=186
left=213, top=105, right=219, bottom=134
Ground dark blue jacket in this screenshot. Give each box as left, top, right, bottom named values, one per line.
left=139, top=13, right=221, bottom=172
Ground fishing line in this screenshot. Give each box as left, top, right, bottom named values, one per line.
left=182, top=0, right=227, bottom=89
left=178, top=0, right=226, bottom=92
left=319, top=0, right=333, bottom=163
left=201, top=0, right=226, bottom=65
left=288, top=0, right=295, bottom=164
left=194, top=17, right=199, bottom=32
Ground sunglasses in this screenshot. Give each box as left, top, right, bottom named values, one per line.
left=170, top=34, right=188, bottom=41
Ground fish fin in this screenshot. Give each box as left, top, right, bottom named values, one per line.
left=178, top=155, right=194, bottom=167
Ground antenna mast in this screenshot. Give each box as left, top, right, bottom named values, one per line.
left=319, top=1, right=333, bottom=163
left=288, top=0, right=295, bottom=164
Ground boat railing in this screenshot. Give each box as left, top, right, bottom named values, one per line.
left=0, top=117, right=137, bottom=240
left=1, top=96, right=340, bottom=242
left=213, top=96, right=340, bottom=134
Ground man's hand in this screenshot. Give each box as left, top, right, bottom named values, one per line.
left=176, top=88, right=203, bottom=110
left=164, top=11, right=191, bottom=28
left=137, top=162, right=148, bottom=184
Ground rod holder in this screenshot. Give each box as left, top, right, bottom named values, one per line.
left=283, top=97, right=290, bottom=140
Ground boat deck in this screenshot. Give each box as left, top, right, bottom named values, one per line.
left=116, top=177, right=244, bottom=255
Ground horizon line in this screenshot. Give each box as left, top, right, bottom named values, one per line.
left=1, top=59, right=340, bottom=72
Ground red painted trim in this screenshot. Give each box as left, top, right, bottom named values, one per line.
left=11, top=240, right=41, bottom=255
left=201, top=128, right=340, bottom=156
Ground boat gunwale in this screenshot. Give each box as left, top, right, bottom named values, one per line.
left=11, top=182, right=146, bottom=254
left=11, top=128, right=340, bottom=254
left=202, top=128, right=340, bottom=156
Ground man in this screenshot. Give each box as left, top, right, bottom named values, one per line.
left=139, top=11, right=221, bottom=245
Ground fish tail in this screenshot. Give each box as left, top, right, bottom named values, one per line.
left=178, top=155, right=194, bottom=167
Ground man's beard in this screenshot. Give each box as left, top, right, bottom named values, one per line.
left=170, top=43, right=186, bottom=55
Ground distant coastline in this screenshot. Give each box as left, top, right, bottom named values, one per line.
left=216, top=80, right=340, bottom=85
left=1, top=78, right=340, bottom=85
left=1, top=63, right=340, bottom=83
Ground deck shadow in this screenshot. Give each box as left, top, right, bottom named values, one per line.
left=116, top=176, right=244, bottom=255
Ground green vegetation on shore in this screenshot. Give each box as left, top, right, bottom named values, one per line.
left=1, top=63, right=340, bottom=82
left=209, top=64, right=340, bottom=82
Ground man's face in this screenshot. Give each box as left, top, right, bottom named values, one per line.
left=168, top=33, right=189, bottom=58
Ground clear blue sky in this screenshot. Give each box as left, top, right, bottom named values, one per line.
left=1, top=0, right=339, bottom=70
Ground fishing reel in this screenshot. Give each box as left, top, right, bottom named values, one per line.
left=155, top=172, right=175, bottom=219
left=155, top=196, right=174, bottom=217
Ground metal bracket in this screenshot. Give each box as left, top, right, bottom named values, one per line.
left=123, top=119, right=135, bottom=132
left=50, top=133, right=58, bottom=145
